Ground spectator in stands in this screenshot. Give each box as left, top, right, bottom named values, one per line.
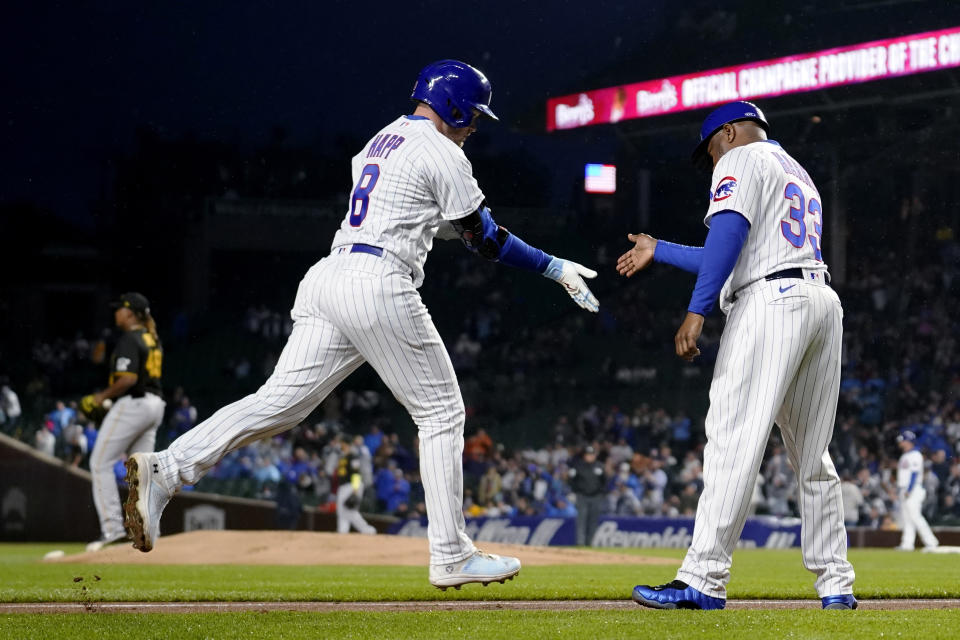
left=385, top=468, right=411, bottom=515
left=168, top=396, right=198, bottom=442
left=253, top=455, right=281, bottom=486
left=351, top=434, right=373, bottom=486
left=63, top=420, right=88, bottom=467
left=34, top=423, right=55, bottom=457
left=678, top=482, right=700, bottom=516
left=314, top=468, right=332, bottom=504
left=477, top=464, right=502, bottom=507
left=0, top=377, right=22, bottom=433
left=363, top=425, right=384, bottom=459
left=670, top=412, right=693, bottom=455
left=46, top=400, right=75, bottom=437
left=546, top=497, right=577, bottom=518
left=840, top=471, right=864, bottom=527
left=610, top=478, right=643, bottom=516
left=642, top=459, right=668, bottom=513
left=375, top=459, right=399, bottom=511
left=464, top=427, right=494, bottom=465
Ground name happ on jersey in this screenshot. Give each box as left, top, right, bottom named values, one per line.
left=366, top=134, right=406, bottom=159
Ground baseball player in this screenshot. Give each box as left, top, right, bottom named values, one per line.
left=336, top=445, right=376, bottom=535
left=894, top=430, right=939, bottom=551
left=82, top=293, right=165, bottom=552
left=123, top=60, right=598, bottom=589
left=618, top=102, right=856, bottom=610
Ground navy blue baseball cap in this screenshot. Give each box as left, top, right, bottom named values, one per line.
left=692, top=101, right=769, bottom=170
left=897, top=430, right=917, bottom=443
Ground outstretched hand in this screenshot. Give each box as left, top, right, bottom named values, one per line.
left=616, top=233, right=657, bottom=277
left=544, top=257, right=599, bottom=312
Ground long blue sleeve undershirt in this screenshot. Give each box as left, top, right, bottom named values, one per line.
left=653, top=211, right=751, bottom=316
left=653, top=240, right=703, bottom=274
left=479, top=206, right=554, bottom=273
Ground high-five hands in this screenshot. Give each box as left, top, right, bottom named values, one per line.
left=544, top=257, right=599, bottom=312
left=617, top=232, right=703, bottom=361
left=616, top=233, right=657, bottom=277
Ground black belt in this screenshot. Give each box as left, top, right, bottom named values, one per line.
left=350, top=243, right=383, bottom=257
left=765, top=268, right=831, bottom=285
left=765, top=268, right=804, bottom=281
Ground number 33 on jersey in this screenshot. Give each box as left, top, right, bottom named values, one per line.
left=704, top=140, right=829, bottom=312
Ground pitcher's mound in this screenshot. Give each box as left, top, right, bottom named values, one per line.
left=54, top=531, right=678, bottom=566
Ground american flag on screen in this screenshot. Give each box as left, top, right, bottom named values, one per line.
left=585, top=163, right=616, bottom=194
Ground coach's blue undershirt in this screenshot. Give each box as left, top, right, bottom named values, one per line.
left=653, top=241, right=703, bottom=274
left=654, top=211, right=750, bottom=315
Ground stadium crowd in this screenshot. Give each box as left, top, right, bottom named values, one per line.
left=9, top=208, right=960, bottom=533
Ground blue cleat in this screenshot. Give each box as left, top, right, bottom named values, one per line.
left=821, top=594, right=858, bottom=610
left=632, top=580, right=726, bottom=610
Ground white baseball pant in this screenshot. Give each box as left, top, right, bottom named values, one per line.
left=90, top=393, right=165, bottom=538
left=676, top=276, right=855, bottom=599
left=156, top=249, right=476, bottom=565
left=899, top=488, right=939, bottom=550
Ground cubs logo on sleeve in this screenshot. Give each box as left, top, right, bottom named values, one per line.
left=712, top=176, right=738, bottom=202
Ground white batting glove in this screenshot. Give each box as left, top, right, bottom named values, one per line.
left=543, top=257, right=599, bottom=312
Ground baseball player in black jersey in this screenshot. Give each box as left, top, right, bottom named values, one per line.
left=82, top=292, right=166, bottom=552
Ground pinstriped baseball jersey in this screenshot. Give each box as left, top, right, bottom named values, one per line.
left=331, top=115, right=484, bottom=287
left=704, top=141, right=827, bottom=313
left=154, top=113, right=490, bottom=568
left=673, top=136, right=855, bottom=600
left=897, top=449, right=924, bottom=490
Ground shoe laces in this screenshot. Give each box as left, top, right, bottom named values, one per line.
left=652, top=580, right=689, bottom=591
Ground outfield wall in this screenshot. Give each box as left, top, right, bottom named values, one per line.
left=389, top=515, right=960, bottom=549
left=3, top=434, right=958, bottom=547
left=0, top=433, right=395, bottom=541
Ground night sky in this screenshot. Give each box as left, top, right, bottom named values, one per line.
left=2, top=1, right=662, bottom=225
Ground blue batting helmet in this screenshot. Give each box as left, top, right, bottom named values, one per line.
left=692, top=101, right=769, bottom=170
left=411, top=60, right=498, bottom=128
left=897, top=430, right=917, bottom=443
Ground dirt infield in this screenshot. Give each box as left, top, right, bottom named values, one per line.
left=49, top=530, right=679, bottom=567
left=3, top=599, right=959, bottom=613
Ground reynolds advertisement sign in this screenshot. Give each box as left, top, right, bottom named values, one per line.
left=390, top=515, right=800, bottom=549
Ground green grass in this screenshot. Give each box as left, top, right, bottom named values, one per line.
left=2, top=543, right=959, bottom=639
left=1, top=544, right=958, bottom=602
left=2, top=610, right=960, bottom=640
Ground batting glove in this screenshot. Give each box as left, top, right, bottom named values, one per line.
left=543, top=257, right=599, bottom=312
